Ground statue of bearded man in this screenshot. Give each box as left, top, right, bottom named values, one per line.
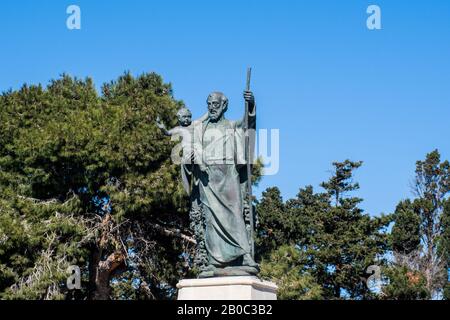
left=184, top=90, right=259, bottom=278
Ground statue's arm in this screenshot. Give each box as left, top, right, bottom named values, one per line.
left=156, top=116, right=172, bottom=136
left=167, top=127, right=179, bottom=136
left=160, top=127, right=172, bottom=136
left=237, top=91, right=256, bottom=129
left=248, top=103, right=256, bottom=130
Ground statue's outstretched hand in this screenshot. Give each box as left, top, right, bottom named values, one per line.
left=155, top=116, right=165, bottom=129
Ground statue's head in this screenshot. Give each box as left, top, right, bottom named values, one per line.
left=176, top=107, right=192, bottom=127
left=207, top=92, right=228, bottom=122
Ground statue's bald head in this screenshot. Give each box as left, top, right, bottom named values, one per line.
left=207, top=92, right=228, bottom=122
left=207, top=92, right=228, bottom=105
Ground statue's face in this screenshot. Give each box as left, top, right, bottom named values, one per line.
left=207, top=94, right=226, bottom=121
left=178, top=112, right=192, bottom=126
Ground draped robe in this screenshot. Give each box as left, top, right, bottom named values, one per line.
left=184, top=109, right=255, bottom=267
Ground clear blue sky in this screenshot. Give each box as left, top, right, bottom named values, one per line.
left=1, top=0, right=449, bottom=216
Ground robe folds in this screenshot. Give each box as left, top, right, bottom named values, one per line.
left=184, top=110, right=255, bottom=267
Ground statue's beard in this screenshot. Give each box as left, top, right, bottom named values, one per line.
left=208, top=111, right=222, bottom=121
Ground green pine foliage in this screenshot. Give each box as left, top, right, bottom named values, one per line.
left=382, top=265, right=429, bottom=300
left=0, top=191, right=91, bottom=299
left=256, top=160, right=392, bottom=300
left=385, top=150, right=450, bottom=299
left=392, top=200, right=421, bottom=255
left=260, top=245, right=323, bottom=300
left=0, top=73, right=191, bottom=299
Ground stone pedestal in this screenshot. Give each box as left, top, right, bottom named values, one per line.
left=177, top=276, right=277, bottom=300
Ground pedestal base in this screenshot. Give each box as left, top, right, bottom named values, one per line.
left=177, top=276, right=277, bottom=300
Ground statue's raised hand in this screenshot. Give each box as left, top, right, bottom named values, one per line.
left=243, top=90, right=254, bottom=104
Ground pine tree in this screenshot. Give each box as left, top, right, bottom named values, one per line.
left=0, top=73, right=193, bottom=299
left=414, top=150, right=450, bottom=298
left=384, top=200, right=427, bottom=300
left=256, top=160, right=392, bottom=299
left=313, top=160, right=391, bottom=299
left=256, top=187, right=289, bottom=258
left=384, top=150, right=450, bottom=299
left=392, top=200, right=420, bottom=255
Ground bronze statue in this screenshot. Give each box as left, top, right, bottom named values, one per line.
left=158, top=70, right=258, bottom=278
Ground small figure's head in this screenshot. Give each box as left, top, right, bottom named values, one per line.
left=177, top=107, right=192, bottom=126
left=207, top=92, right=228, bottom=122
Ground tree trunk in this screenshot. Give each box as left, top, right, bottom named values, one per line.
left=89, top=250, right=125, bottom=300
left=88, top=214, right=126, bottom=300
